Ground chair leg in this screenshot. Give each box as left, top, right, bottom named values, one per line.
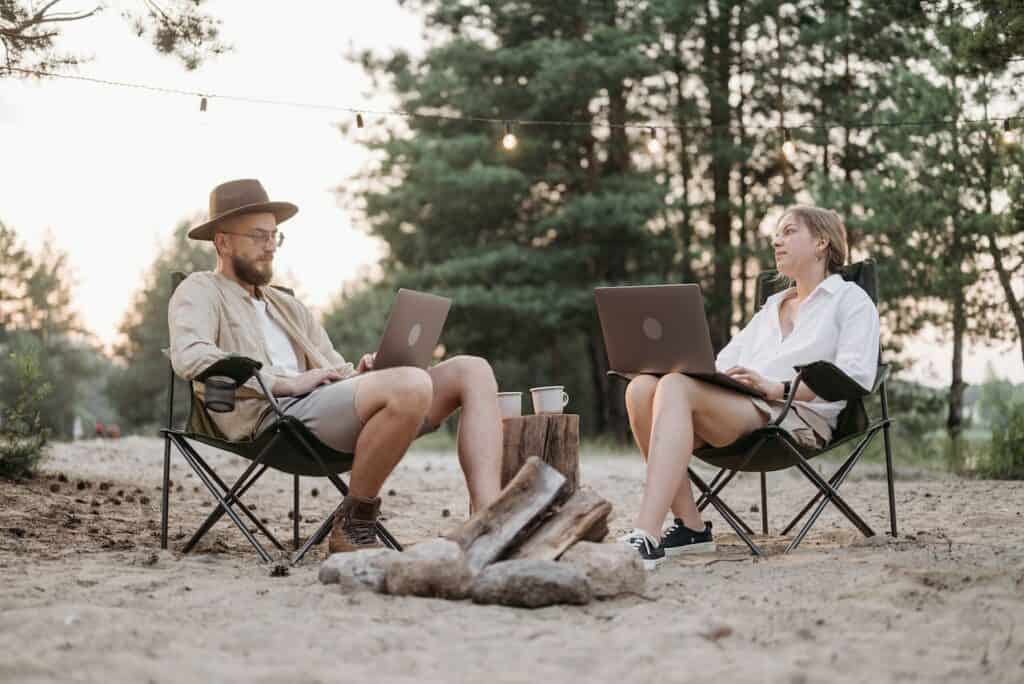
left=760, top=472, right=768, bottom=535
left=183, top=461, right=280, bottom=554
left=161, top=435, right=172, bottom=550
left=883, top=426, right=897, bottom=538
left=786, top=444, right=873, bottom=552
left=695, top=468, right=728, bottom=509
left=689, top=468, right=763, bottom=556
left=792, top=455, right=875, bottom=538
left=170, top=439, right=273, bottom=562
left=292, top=502, right=341, bottom=564
left=293, top=475, right=300, bottom=550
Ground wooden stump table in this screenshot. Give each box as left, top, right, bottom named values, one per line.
left=501, top=414, right=579, bottom=496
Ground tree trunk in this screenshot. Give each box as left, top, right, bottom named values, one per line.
left=705, top=0, right=735, bottom=349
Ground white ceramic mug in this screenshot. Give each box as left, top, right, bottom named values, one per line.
left=530, top=386, right=569, bottom=414
left=497, top=391, right=522, bottom=419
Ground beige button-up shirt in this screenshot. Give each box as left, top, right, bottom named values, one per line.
left=168, top=271, right=356, bottom=441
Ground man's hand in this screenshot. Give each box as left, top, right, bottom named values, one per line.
left=725, top=366, right=784, bottom=400
left=356, top=352, right=376, bottom=373
left=272, top=369, right=344, bottom=397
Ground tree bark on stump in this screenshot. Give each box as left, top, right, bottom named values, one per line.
left=501, top=414, right=579, bottom=495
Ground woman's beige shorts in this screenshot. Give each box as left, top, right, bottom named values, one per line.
left=749, top=397, right=832, bottom=449
left=254, top=375, right=436, bottom=454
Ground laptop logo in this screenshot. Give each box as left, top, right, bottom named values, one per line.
left=642, top=317, right=663, bottom=341
left=408, top=323, right=423, bottom=347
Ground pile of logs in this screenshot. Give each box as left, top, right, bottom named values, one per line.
left=320, top=415, right=645, bottom=606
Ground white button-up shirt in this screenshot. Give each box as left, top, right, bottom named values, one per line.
left=715, top=273, right=880, bottom=429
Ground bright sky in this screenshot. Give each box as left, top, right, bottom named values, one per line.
left=0, top=0, right=1020, bottom=386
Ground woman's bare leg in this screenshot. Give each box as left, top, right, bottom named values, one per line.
left=625, top=375, right=707, bottom=523
left=633, top=375, right=768, bottom=536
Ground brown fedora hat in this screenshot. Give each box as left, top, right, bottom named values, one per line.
left=188, top=179, right=298, bottom=241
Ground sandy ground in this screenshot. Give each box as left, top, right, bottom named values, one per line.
left=1, top=436, right=1023, bottom=684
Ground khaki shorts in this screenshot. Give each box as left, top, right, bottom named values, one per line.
left=255, top=375, right=437, bottom=454
left=749, top=398, right=832, bottom=449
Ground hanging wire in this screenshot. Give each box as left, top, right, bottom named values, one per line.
left=4, top=66, right=1021, bottom=137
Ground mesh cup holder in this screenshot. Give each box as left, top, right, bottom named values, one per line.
left=204, top=375, right=239, bottom=413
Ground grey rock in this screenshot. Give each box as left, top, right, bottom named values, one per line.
left=560, top=541, right=645, bottom=599
left=386, top=539, right=473, bottom=600
left=470, top=559, right=592, bottom=608
left=318, top=548, right=401, bottom=592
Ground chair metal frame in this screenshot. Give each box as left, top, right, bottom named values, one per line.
left=159, top=273, right=402, bottom=564
left=689, top=260, right=897, bottom=556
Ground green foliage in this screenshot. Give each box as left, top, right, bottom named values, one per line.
left=0, top=337, right=51, bottom=478
left=974, top=366, right=1024, bottom=478
left=1, top=1, right=227, bottom=75
left=106, top=221, right=215, bottom=432
left=981, top=402, right=1024, bottom=479
left=0, top=222, right=95, bottom=438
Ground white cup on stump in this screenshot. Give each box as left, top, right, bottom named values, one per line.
left=497, top=391, right=523, bottom=419
left=530, top=386, right=569, bottom=414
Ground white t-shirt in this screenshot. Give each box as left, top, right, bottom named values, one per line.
left=250, top=297, right=300, bottom=375
left=715, top=273, right=880, bottom=429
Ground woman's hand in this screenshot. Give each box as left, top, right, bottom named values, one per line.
left=725, top=366, right=785, bottom=400
left=356, top=352, right=376, bottom=373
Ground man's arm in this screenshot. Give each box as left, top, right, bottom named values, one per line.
left=302, top=301, right=357, bottom=378
left=168, top=276, right=283, bottom=397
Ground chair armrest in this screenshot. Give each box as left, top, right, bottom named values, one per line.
left=195, top=356, right=263, bottom=414
left=195, top=355, right=263, bottom=385
left=792, top=361, right=874, bottom=402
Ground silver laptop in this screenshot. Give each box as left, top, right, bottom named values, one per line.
left=373, top=289, right=452, bottom=370
left=594, top=284, right=765, bottom=398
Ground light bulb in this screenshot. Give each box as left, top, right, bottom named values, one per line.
left=647, top=128, right=661, bottom=154
left=502, top=122, right=517, bottom=150
left=1003, top=120, right=1018, bottom=146
left=782, top=140, right=796, bottom=158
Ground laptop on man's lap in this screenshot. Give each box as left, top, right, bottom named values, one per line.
left=594, top=284, right=765, bottom=399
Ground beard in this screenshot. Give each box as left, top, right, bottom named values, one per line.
left=232, top=254, right=273, bottom=287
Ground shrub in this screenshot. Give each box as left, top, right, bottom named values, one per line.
left=0, top=343, right=52, bottom=478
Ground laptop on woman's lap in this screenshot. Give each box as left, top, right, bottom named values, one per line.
left=594, top=284, right=766, bottom=399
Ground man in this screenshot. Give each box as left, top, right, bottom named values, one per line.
left=169, top=179, right=503, bottom=553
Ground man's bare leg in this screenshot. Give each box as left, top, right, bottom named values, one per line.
left=426, top=355, right=502, bottom=513
left=350, top=367, right=433, bottom=498
left=629, top=374, right=766, bottom=536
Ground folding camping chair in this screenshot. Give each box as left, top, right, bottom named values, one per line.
left=689, top=259, right=896, bottom=556
left=159, top=272, right=402, bottom=564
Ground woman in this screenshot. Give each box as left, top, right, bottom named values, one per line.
left=622, top=206, right=880, bottom=569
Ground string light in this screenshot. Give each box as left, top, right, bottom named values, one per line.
left=646, top=127, right=661, bottom=154
left=5, top=67, right=1020, bottom=141
left=502, top=121, right=518, bottom=150
left=199, top=96, right=207, bottom=112
left=781, top=128, right=796, bottom=158
left=1003, top=119, right=1018, bottom=146
left=356, top=113, right=364, bottom=129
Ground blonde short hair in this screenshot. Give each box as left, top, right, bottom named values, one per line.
left=777, top=205, right=848, bottom=274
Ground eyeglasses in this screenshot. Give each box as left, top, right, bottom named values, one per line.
left=220, top=230, right=285, bottom=247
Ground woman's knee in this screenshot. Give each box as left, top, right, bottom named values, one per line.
left=655, top=373, right=698, bottom=401
left=625, top=374, right=658, bottom=410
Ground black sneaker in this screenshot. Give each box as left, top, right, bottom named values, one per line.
left=620, top=529, right=665, bottom=570
left=661, top=519, right=716, bottom=556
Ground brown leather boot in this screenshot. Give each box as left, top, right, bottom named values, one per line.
left=328, top=495, right=384, bottom=554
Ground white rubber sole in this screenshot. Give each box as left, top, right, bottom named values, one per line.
left=664, top=541, right=716, bottom=556
left=642, top=556, right=665, bottom=571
